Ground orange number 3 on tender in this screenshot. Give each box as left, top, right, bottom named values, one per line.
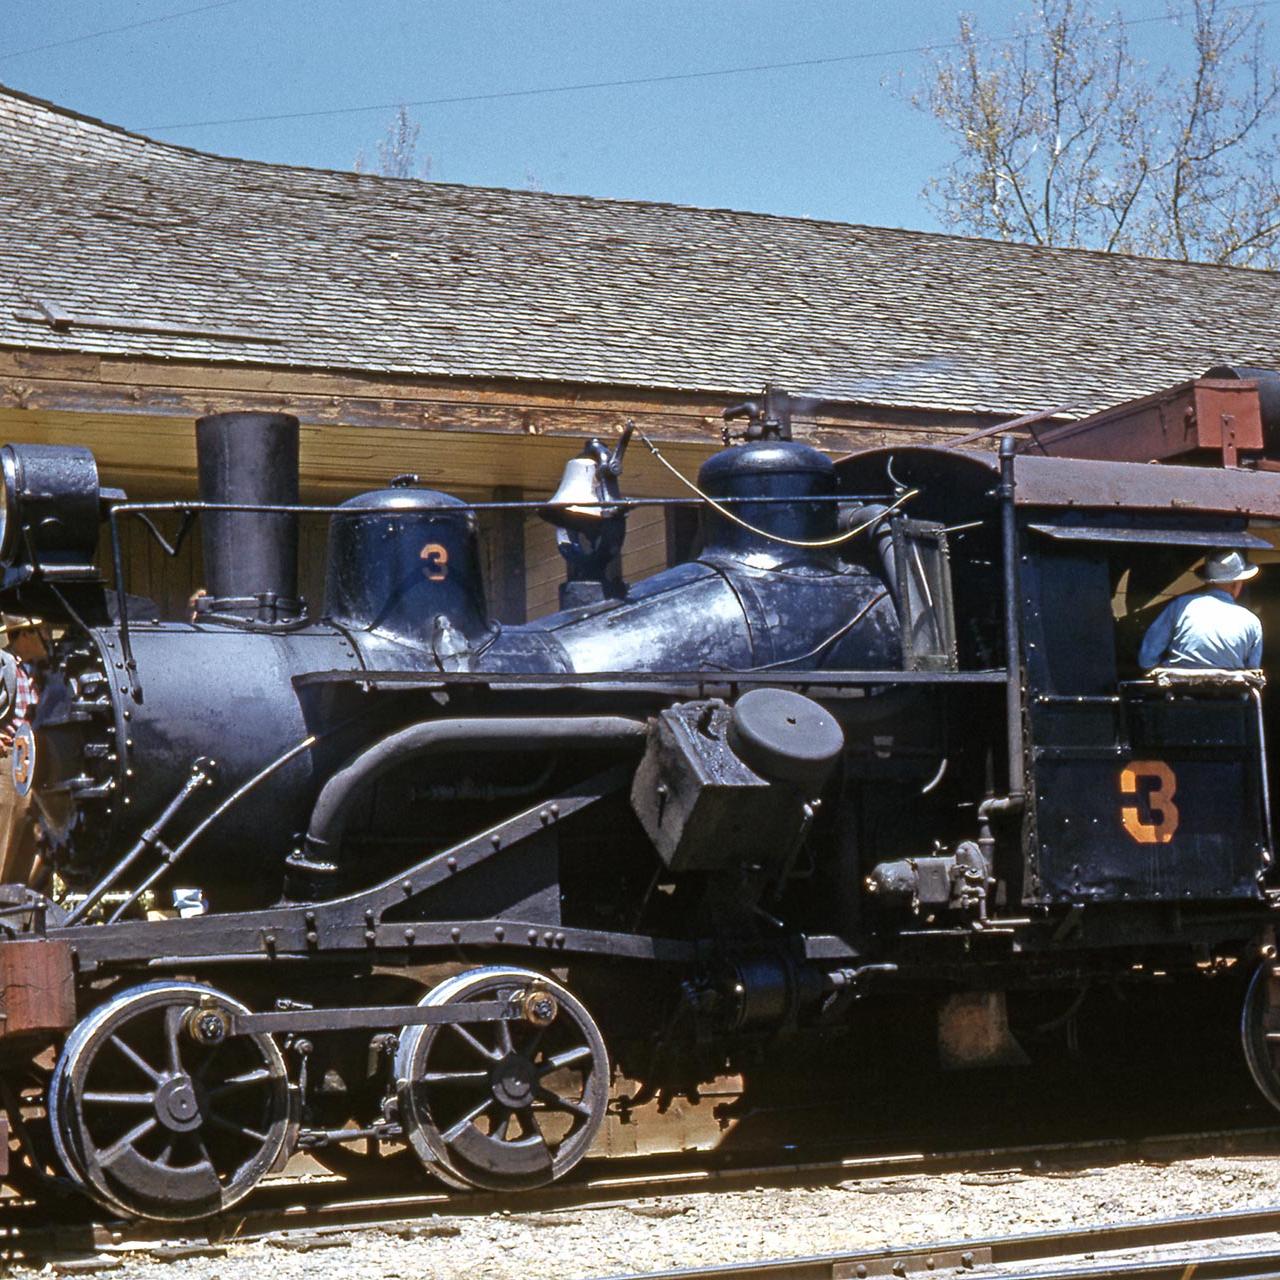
left=1118, top=760, right=1180, bottom=844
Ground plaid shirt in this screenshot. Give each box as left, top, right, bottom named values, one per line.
left=12, top=664, right=35, bottom=723
left=1, top=664, right=37, bottom=752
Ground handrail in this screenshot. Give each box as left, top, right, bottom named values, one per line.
left=103, top=490, right=929, bottom=700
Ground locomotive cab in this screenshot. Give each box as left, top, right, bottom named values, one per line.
left=836, top=442, right=1279, bottom=935
left=1019, top=512, right=1273, bottom=912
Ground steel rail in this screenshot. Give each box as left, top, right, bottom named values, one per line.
left=990, top=1256, right=1280, bottom=1280
left=598, top=1211, right=1280, bottom=1280
left=3, top=1123, right=1278, bottom=1263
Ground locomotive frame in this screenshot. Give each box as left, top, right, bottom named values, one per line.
left=0, top=375, right=1279, bottom=1220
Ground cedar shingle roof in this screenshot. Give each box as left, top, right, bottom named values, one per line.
left=5, top=82, right=1280, bottom=418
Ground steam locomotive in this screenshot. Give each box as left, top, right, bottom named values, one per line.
left=0, top=373, right=1278, bottom=1222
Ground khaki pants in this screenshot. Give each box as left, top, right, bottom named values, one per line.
left=0, top=756, right=35, bottom=886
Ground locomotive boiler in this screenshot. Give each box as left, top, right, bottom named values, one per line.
left=23, top=402, right=898, bottom=904
left=0, top=375, right=1278, bottom=1223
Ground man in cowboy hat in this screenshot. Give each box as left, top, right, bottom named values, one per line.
left=1138, top=550, right=1263, bottom=671
left=0, top=614, right=48, bottom=884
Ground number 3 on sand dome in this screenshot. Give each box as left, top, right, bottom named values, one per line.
left=420, top=542, right=449, bottom=582
left=1118, top=760, right=1180, bottom=845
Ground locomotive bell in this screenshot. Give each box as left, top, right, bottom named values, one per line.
left=543, top=454, right=614, bottom=529
left=541, top=426, right=634, bottom=532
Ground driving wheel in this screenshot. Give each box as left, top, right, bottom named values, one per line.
left=394, top=966, right=609, bottom=1191
left=50, top=981, right=290, bottom=1220
left=1243, top=961, right=1280, bottom=1113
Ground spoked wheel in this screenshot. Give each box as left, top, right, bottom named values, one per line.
left=394, top=967, right=609, bottom=1191
left=49, top=981, right=290, bottom=1220
left=0, top=1063, right=85, bottom=1210
left=1243, top=962, right=1280, bottom=1112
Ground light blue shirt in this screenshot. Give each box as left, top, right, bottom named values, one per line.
left=1138, top=587, right=1263, bottom=670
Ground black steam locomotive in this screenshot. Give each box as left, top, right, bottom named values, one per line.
left=0, top=377, right=1278, bottom=1222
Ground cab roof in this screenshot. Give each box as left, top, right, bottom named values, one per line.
left=836, top=445, right=1280, bottom=522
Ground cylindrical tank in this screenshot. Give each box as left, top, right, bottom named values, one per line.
left=195, top=412, right=300, bottom=615
left=519, top=562, right=757, bottom=673
left=324, top=485, right=488, bottom=645
left=697, top=440, right=837, bottom=560
left=479, top=555, right=900, bottom=675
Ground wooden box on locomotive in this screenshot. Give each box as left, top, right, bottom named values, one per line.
left=631, top=699, right=812, bottom=874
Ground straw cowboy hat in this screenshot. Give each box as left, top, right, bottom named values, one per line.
left=0, top=614, right=44, bottom=633
left=1197, top=550, right=1260, bottom=585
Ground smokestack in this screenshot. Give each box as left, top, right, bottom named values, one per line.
left=195, top=411, right=300, bottom=621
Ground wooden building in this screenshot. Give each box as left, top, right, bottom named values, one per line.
left=6, top=83, right=1280, bottom=620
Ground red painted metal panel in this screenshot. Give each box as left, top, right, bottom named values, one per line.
left=1032, top=378, right=1264, bottom=465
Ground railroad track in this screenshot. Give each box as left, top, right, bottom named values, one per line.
left=601, top=1205, right=1280, bottom=1280
left=2, top=1121, right=1278, bottom=1267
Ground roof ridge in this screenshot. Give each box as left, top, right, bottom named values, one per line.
left=4, top=80, right=1277, bottom=279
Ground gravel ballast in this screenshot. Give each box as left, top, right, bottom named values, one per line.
left=23, top=1150, right=1280, bottom=1280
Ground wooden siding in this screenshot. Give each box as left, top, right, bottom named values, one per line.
left=0, top=405, right=724, bottom=503
left=0, top=349, right=1000, bottom=497
left=96, top=508, right=331, bottom=622
left=101, top=513, right=205, bottom=621
left=524, top=517, right=563, bottom=621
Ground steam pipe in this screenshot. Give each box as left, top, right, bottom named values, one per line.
left=841, top=503, right=897, bottom=602
left=999, top=437, right=1025, bottom=798
left=300, top=716, right=649, bottom=868
left=1254, top=687, right=1275, bottom=870
left=106, top=733, right=320, bottom=924
left=65, top=757, right=216, bottom=925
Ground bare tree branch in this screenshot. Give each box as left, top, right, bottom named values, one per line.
left=354, top=104, right=434, bottom=181
left=906, top=0, right=1280, bottom=267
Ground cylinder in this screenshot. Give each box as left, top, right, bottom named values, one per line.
left=195, top=412, right=300, bottom=616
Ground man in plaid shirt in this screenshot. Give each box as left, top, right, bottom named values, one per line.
left=0, top=616, right=47, bottom=883
left=1, top=661, right=36, bottom=751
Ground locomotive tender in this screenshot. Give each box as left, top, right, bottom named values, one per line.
left=0, top=372, right=1278, bottom=1220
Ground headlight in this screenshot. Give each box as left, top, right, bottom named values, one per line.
left=0, top=443, right=103, bottom=573
left=0, top=452, right=11, bottom=564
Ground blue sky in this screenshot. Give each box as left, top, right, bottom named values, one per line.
left=3, top=1, right=1276, bottom=229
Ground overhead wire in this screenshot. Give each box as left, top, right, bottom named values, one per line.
left=0, top=0, right=247, bottom=63
left=132, top=0, right=1280, bottom=134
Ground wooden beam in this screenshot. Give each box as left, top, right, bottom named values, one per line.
left=0, top=408, right=731, bottom=500
left=0, top=348, right=1008, bottom=450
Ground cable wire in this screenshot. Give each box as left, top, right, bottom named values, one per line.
left=634, top=429, right=917, bottom=549
left=135, top=1, right=1280, bottom=134
left=0, top=0, right=246, bottom=63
